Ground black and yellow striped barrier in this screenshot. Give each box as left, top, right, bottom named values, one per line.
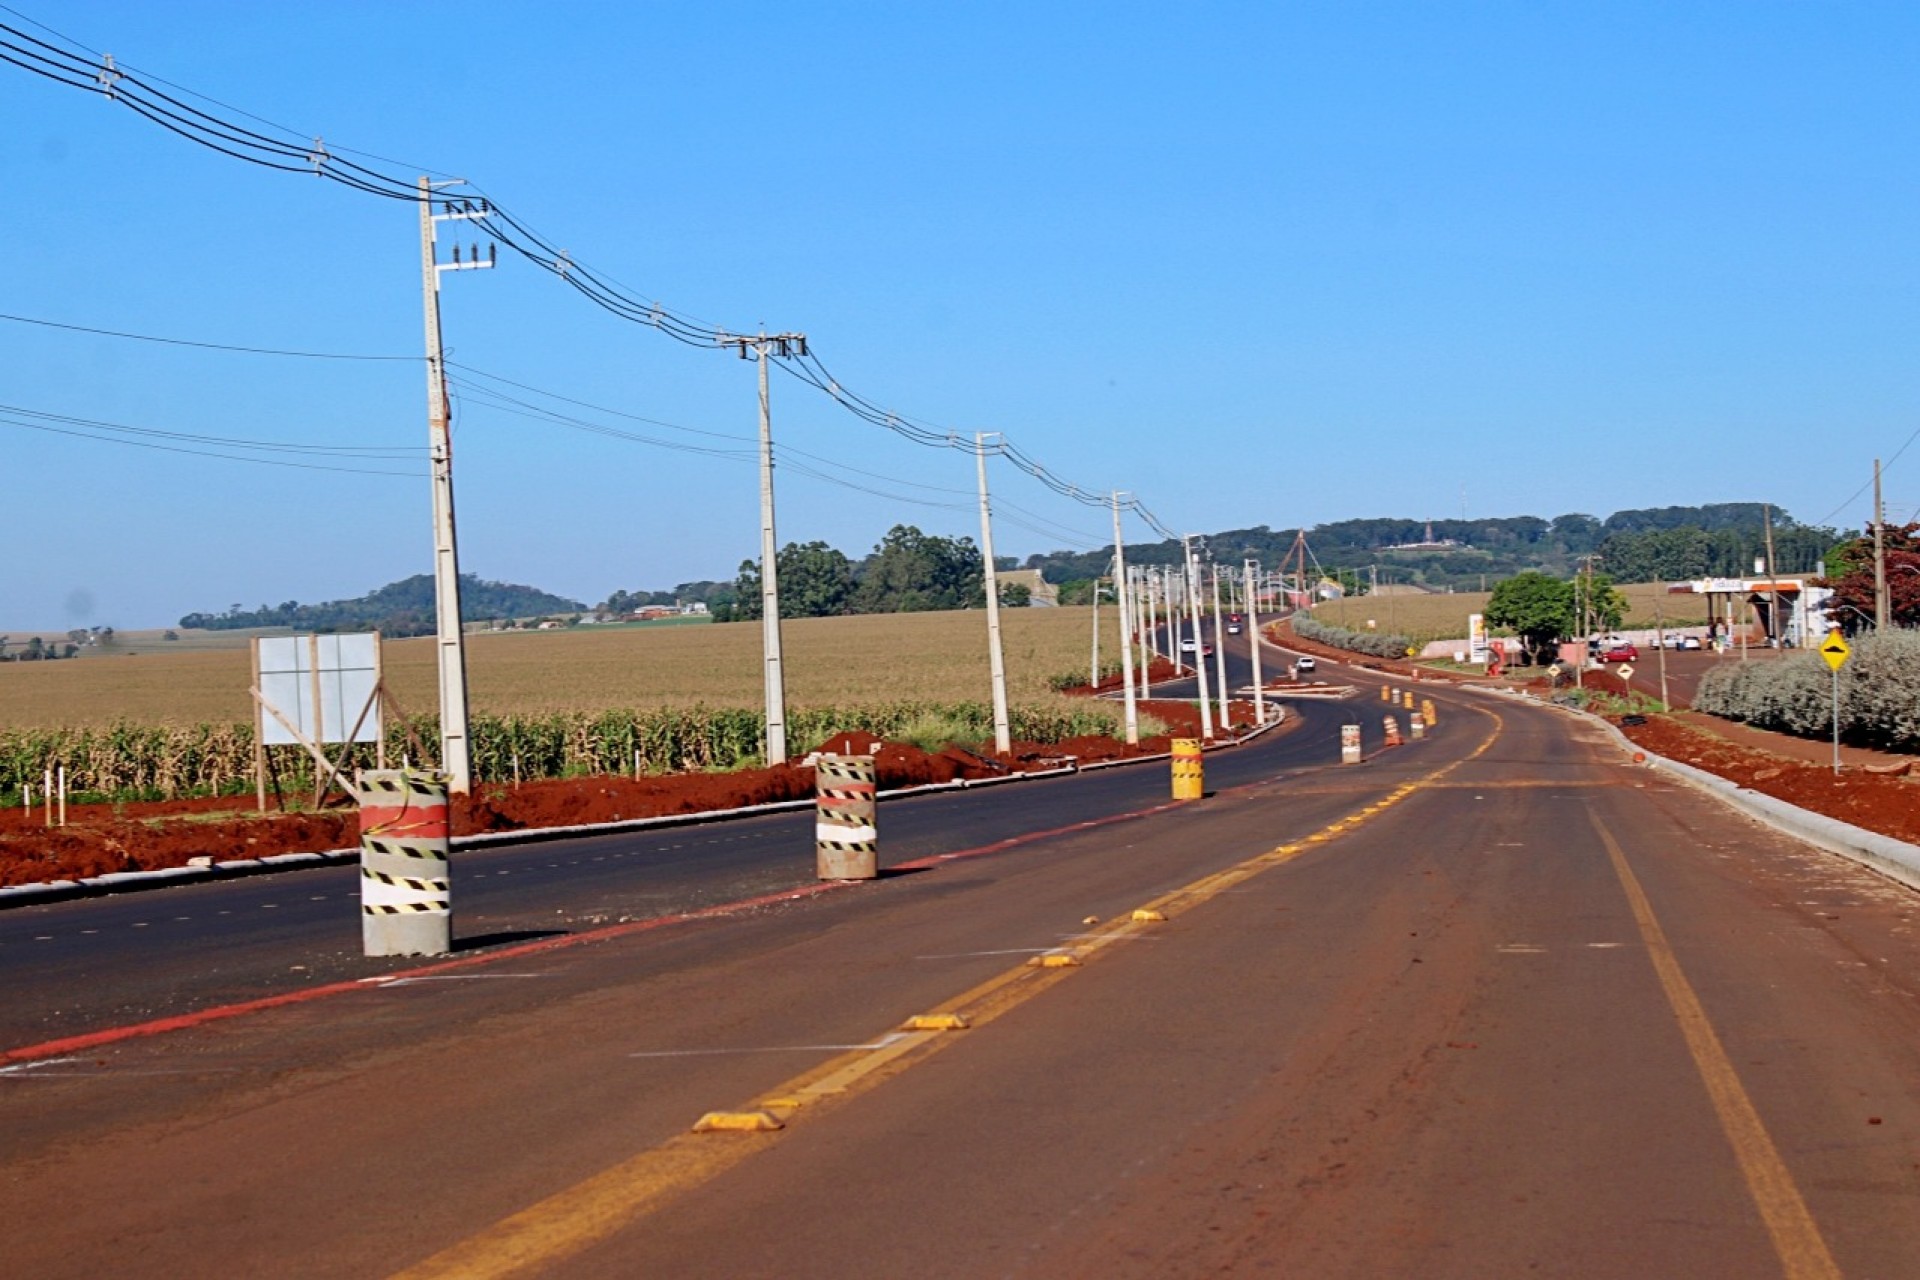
left=358, top=769, right=451, bottom=956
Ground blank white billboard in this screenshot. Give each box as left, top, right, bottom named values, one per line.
left=258, top=633, right=381, bottom=746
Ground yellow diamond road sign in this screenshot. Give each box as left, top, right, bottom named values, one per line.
left=1820, top=633, right=1850, bottom=671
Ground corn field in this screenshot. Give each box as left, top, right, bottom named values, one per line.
left=0, top=700, right=1133, bottom=804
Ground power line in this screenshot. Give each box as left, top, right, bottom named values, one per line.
left=0, top=402, right=425, bottom=476
left=0, top=310, right=416, bottom=361
left=0, top=13, right=1177, bottom=541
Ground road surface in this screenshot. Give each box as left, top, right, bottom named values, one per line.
left=4, top=671, right=1917, bottom=1278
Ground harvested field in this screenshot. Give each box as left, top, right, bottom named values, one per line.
left=1307, top=582, right=1712, bottom=643
left=0, top=606, right=1126, bottom=729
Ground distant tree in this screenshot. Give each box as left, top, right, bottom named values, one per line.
left=999, top=581, right=1032, bottom=607
left=1483, top=572, right=1575, bottom=663
left=163, top=629, right=179, bottom=641
left=1053, top=578, right=1098, bottom=606
left=1572, top=571, right=1629, bottom=635
left=728, top=541, right=857, bottom=621
left=851, top=525, right=983, bottom=613
left=1818, top=521, right=1920, bottom=633
left=24, top=636, right=44, bottom=660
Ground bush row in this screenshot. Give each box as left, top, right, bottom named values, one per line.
left=0, top=701, right=1135, bottom=803
left=1291, top=612, right=1416, bottom=660
left=1693, top=627, right=1920, bottom=752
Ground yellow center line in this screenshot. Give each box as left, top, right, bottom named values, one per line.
left=1591, top=814, right=1841, bottom=1280
left=393, top=712, right=1508, bottom=1280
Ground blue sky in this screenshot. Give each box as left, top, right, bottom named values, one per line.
left=2, top=2, right=1916, bottom=629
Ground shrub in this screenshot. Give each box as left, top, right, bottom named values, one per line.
left=1694, top=627, right=1920, bottom=751
left=1293, top=612, right=1416, bottom=660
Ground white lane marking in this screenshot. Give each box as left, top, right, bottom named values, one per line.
left=629, top=1033, right=910, bottom=1060
left=1588, top=941, right=1626, bottom=949
left=1498, top=943, right=1547, bottom=954
left=915, top=947, right=1056, bottom=960
left=131, top=922, right=149, bottom=928
left=0, top=1057, right=82, bottom=1077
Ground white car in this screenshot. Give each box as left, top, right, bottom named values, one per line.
left=1295, top=656, right=1317, bottom=675
left=1179, top=637, right=1198, bottom=654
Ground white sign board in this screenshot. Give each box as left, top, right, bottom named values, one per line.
left=1468, top=613, right=1488, bottom=664
left=258, top=633, right=382, bottom=746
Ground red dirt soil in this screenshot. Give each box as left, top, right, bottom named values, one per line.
left=1615, top=713, right=1920, bottom=846
left=0, top=702, right=1217, bottom=888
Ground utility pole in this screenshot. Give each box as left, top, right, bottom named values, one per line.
left=720, top=331, right=807, bottom=765
left=1184, top=536, right=1215, bottom=740
left=1874, top=459, right=1889, bottom=630
left=1210, top=563, right=1230, bottom=730
left=1112, top=494, right=1139, bottom=743
left=418, top=178, right=494, bottom=795
left=1139, top=567, right=1157, bottom=699
left=1090, top=575, right=1103, bottom=690
left=1246, top=557, right=1266, bottom=724
left=976, top=433, right=1013, bottom=755
left=1763, top=503, right=1779, bottom=645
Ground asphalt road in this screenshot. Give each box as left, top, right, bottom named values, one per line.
left=6, top=673, right=1918, bottom=1278
left=0, top=675, right=1345, bottom=1051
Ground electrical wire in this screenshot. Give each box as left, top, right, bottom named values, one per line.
left=0, top=310, right=416, bottom=361
left=0, top=403, right=424, bottom=476
left=1, top=12, right=1183, bottom=538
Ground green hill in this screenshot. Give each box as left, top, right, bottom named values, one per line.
left=180, top=575, right=586, bottom=637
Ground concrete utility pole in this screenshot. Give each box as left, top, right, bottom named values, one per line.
left=1763, top=503, right=1779, bottom=645
left=1112, top=493, right=1138, bottom=743
left=1139, top=567, right=1157, bottom=700
left=1210, top=564, right=1230, bottom=730
left=418, top=177, right=495, bottom=795
left=1090, top=575, right=1104, bottom=690
left=1874, top=459, right=1889, bottom=630
left=720, top=331, right=807, bottom=765
left=1246, top=557, right=1267, bottom=724
left=1184, top=536, right=1215, bottom=740
left=976, top=433, right=1013, bottom=754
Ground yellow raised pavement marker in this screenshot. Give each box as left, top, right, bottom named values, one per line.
left=691, top=1110, right=784, bottom=1133
left=1130, top=908, right=1167, bottom=923
left=901, top=1012, right=970, bottom=1031
left=1026, top=953, right=1083, bottom=968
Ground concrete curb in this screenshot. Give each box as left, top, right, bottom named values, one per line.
left=0, top=717, right=1287, bottom=909
left=1468, top=684, right=1920, bottom=894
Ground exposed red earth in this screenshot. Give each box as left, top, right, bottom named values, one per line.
left=0, top=699, right=1217, bottom=887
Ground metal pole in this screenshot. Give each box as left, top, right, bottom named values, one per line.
left=1113, top=495, right=1138, bottom=743
left=755, top=338, right=788, bottom=764
left=1655, top=578, right=1671, bottom=711
left=1184, top=537, right=1215, bottom=740
left=1246, top=557, right=1267, bottom=724
left=977, top=434, right=1012, bottom=754
left=1210, top=563, right=1230, bottom=730
left=1874, top=459, right=1889, bottom=629
left=1832, top=663, right=1842, bottom=775
left=418, top=178, right=472, bottom=795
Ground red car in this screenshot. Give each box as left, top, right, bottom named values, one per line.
left=1601, top=643, right=1638, bottom=663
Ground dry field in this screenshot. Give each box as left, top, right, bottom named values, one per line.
left=0, top=606, right=1125, bottom=729
left=1309, top=582, right=1712, bottom=642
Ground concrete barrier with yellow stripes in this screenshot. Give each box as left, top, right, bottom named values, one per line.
left=815, top=754, right=878, bottom=880
left=357, top=769, right=451, bottom=957
left=1172, top=738, right=1204, bottom=800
